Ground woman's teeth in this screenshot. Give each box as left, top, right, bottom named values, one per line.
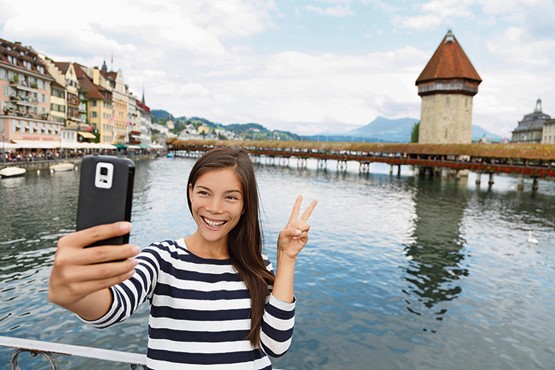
left=204, top=218, right=225, bottom=227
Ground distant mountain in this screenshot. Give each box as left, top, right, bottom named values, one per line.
left=471, top=125, right=504, bottom=142
left=151, top=109, right=503, bottom=143
left=311, top=116, right=503, bottom=143
left=348, top=116, right=418, bottom=142
left=151, top=109, right=174, bottom=121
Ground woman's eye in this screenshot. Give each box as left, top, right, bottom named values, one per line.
left=197, top=190, right=209, bottom=196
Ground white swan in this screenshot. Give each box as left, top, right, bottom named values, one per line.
left=528, top=231, right=538, bottom=244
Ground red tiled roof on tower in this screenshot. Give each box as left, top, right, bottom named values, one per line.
left=416, top=30, right=481, bottom=84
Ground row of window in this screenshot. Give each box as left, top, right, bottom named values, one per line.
left=0, top=68, right=47, bottom=89
left=51, top=103, right=66, bottom=113
left=11, top=120, right=61, bottom=135
left=5, top=55, right=45, bottom=74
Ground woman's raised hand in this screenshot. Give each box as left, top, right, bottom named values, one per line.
left=277, top=195, right=318, bottom=258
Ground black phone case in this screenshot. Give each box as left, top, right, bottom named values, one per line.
left=76, top=155, right=135, bottom=247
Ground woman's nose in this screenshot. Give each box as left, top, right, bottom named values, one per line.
left=205, top=197, right=223, bottom=213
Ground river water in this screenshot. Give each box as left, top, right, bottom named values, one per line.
left=1, top=156, right=554, bottom=369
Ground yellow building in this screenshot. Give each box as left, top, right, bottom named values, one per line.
left=74, top=63, right=114, bottom=144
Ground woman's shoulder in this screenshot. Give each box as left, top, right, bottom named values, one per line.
left=142, top=239, right=189, bottom=258
left=146, top=239, right=183, bottom=250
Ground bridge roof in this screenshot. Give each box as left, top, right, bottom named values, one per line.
left=416, top=31, right=482, bottom=85
left=168, top=139, right=555, bottom=161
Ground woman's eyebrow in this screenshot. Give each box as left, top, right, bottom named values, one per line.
left=195, top=184, right=242, bottom=194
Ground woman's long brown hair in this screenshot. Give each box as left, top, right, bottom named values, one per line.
left=186, top=147, right=275, bottom=347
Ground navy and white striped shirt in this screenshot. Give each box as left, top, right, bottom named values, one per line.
left=85, top=239, right=295, bottom=369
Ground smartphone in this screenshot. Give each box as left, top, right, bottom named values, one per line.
left=76, top=155, right=135, bottom=247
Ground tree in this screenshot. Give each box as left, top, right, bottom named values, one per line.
left=411, top=121, right=420, bottom=143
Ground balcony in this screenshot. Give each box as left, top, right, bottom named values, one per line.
left=9, top=80, right=38, bottom=92
left=10, top=95, right=38, bottom=107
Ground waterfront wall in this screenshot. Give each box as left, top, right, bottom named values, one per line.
left=0, top=154, right=159, bottom=172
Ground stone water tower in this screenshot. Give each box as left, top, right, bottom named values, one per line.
left=416, top=30, right=482, bottom=144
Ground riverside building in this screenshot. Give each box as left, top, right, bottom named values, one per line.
left=0, top=38, right=60, bottom=149
left=511, top=99, right=552, bottom=144
left=1, top=36, right=153, bottom=152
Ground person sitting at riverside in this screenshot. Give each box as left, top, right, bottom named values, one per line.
left=48, top=147, right=318, bottom=369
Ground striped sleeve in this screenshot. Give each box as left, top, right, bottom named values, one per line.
left=259, top=256, right=296, bottom=357
left=82, top=241, right=165, bottom=328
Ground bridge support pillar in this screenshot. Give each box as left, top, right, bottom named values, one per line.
left=280, top=157, right=290, bottom=166
left=337, top=160, right=347, bottom=172
left=532, top=177, right=539, bottom=191
left=517, top=175, right=524, bottom=191
left=389, top=165, right=394, bottom=175
left=317, top=159, right=327, bottom=170
left=475, top=172, right=481, bottom=185
left=297, top=158, right=307, bottom=168
left=397, top=165, right=401, bottom=177
left=488, top=173, right=494, bottom=187
left=360, top=162, right=370, bottom=173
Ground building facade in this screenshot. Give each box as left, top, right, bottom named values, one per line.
left=511, top=99, right=551, bottom=143
left=0, top=38, right=60, bottom=148
left=416, top=31, right=482, bottom=144
left=543, top=119, right=555, bottom=144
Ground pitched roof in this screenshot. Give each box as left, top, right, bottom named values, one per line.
left=416, top=31, right=481, bottom=85
left=73, top=63, right=105, bottom=100
left=54, top=61, right=71, bottom=74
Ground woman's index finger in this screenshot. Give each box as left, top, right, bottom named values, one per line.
left=288, top=195, right=303, bottom=221
left=300, top=199, right=318, bottom=222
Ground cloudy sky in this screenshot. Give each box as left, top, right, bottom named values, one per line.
left=1, top=0, right=554, bottom=138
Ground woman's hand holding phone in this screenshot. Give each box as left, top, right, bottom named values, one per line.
left=48, top=222, right=140, bottom=320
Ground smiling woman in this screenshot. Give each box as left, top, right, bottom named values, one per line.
left=47, top=147, right=317, bottom=369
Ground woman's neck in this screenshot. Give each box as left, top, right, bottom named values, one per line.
left=184, top=233, right=230, bottom=259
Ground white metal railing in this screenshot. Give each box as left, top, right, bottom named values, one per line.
left=0, top=336, right=146, bottom=369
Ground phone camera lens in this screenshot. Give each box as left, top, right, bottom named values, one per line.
left=100, top=167, right=108, bottom=176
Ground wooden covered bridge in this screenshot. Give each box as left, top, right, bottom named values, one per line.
left=166, top=139, right=555, bottom=191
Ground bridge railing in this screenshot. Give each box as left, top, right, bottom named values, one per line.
left=0, top=336, right=146, bottom=370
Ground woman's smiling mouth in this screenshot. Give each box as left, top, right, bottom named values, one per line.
left=202, top=217, right=227, bottom=228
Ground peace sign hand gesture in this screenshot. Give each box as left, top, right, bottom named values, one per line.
left=278, top=195, right=318, bottom=258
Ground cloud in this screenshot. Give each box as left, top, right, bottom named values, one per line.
left=304, top=4, right=354, bottom=17
left=392, top=0, right=475, bottom=30
left=487, top=27, right=555, bottom=66
left=2, top=0, right=553, bottom=137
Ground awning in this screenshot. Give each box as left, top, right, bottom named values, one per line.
left=11, top=140, right=59, bottom=149
left=61, top=142, right=88, bottom=149
left=91, top=143, right=118, bottom=150
left=77, top=131, right=96, bottom=139
left=1, top=142, right=19, bottom=150
left=60, top=142, right=118, bottom=150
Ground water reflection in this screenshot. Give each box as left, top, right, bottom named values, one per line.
left=403, top=177, right=469, bottom=323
